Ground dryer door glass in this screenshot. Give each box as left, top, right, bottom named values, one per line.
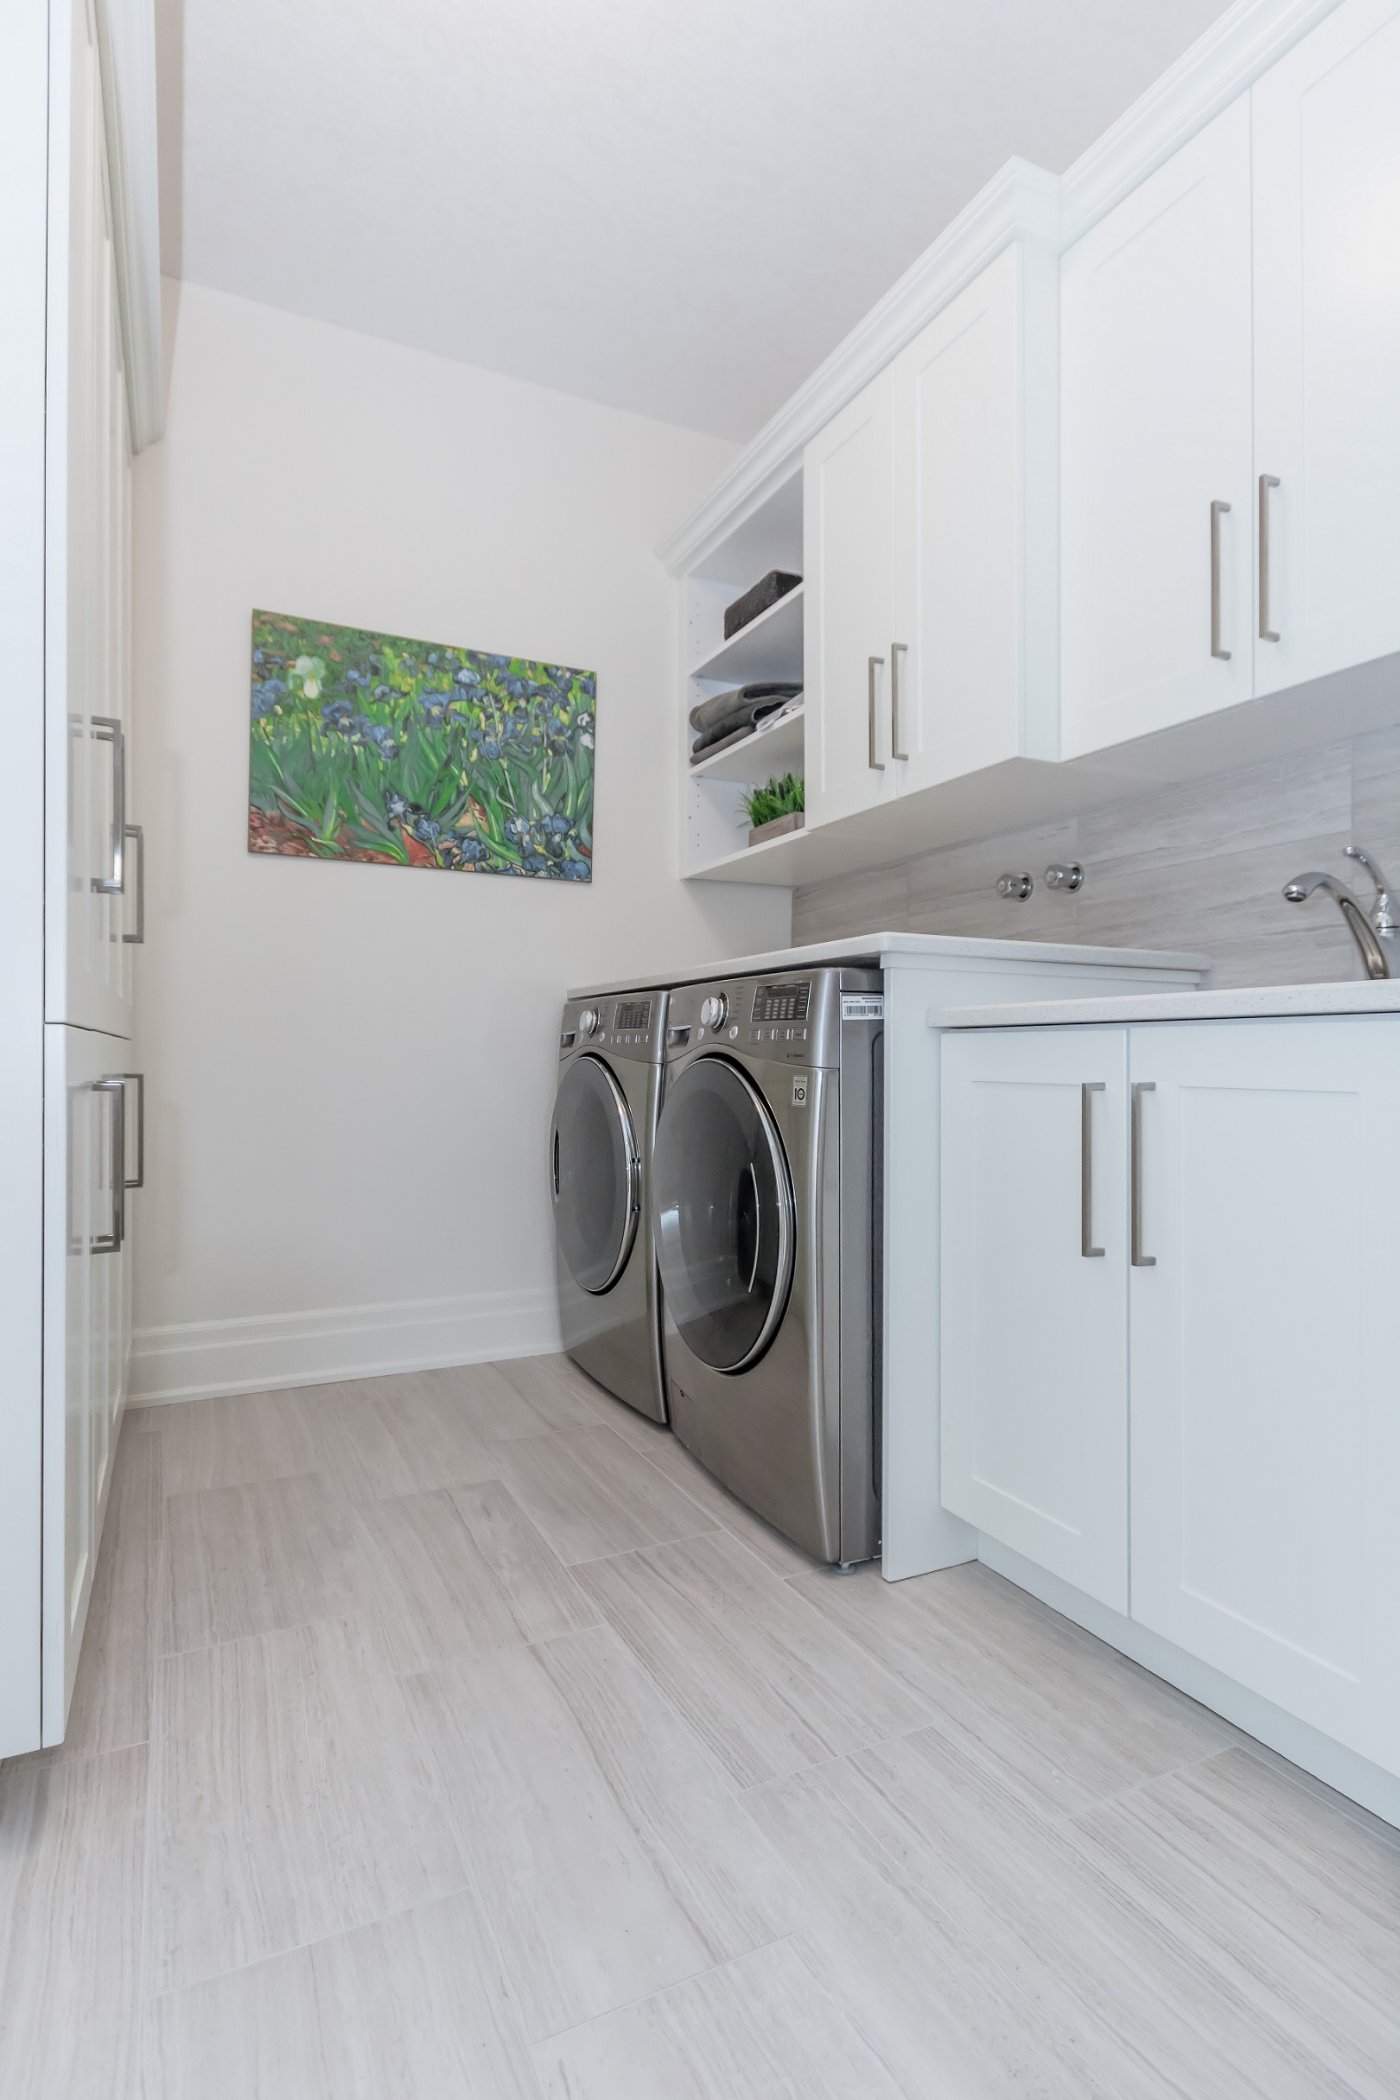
left=551, top=1054, right=640, bottom=1295
left=652, top=1055, right=794, bottom=1373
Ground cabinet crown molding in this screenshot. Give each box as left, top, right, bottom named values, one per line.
left=659, top=158, right=1060, bottom=579
left=1059, top=0, right=1343, bottom=245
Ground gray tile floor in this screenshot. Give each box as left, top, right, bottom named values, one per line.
left=2, top=1353, right=1397, bottom=2098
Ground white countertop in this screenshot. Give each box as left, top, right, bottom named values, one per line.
left=938, top=976, right=1400, bottom=1028
left=568, top=931, right=1210, bottom=1000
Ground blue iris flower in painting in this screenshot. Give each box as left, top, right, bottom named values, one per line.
left=409, top=812, right=441, bottom=844
left=251, top=677, right=286, bottom=719
left=560, top=859, right=589, bottom=881
left=454, top=666, right=481, bottom=689
left=322, top=698, right=355, bottom=729
left=418, top=690, right=453, bottom=724
left=383, top=790, right=410, bottom=826
left=457, top=837, right=492, bottom=865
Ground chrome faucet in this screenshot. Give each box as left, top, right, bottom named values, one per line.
left=1282, top=847, right=1396, bottom=980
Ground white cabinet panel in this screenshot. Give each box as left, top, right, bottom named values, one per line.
left=43, top=1024, right=134, bottom=1743
left=1129, top=1017, right=1400, bottom=1774
left=941, top=1027, right=1129, bottom=1609
left=803, top=371, right=897, bottom=826
left=1253, top=0, right=1400, bottom=694
left=46, top=0, right=136, bottom=1038
left=1061, top=97, right=1254, bottom=758
left=891, top=244, right=1057, bottom=791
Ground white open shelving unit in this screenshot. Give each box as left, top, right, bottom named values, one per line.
left=680, top=470, right=805, bottom=878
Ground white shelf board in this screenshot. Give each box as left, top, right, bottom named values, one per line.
left=687, top=585, right=804, bottom=686
left=687, top=706, right=804, bottom=784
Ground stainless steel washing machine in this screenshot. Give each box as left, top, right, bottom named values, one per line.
left=550, top=989, right=668, bottom=1421
left=651, top=966, right=883, bottom=1564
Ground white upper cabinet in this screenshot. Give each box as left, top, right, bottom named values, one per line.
left=940, top=1025, right=1129, bottom=1611
left=806, top=242, right=1058, bottom=831
left=803, top=370, right=898, bottom=827
left=46, top=0, right=138, bottom=1039
left=1129, top=1017, right=1400, bottom=1776
left=1252, top=0, right=1400, bottom=694
left=1060, top=97, right=1254, bottom=759
left=890, top=243, right=1059, bottom=791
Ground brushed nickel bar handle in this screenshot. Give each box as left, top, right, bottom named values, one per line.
left=121, top=823, right=145, bottom=943
left=91, top=1076, right=127, bottom=1254
left=890, top=642, right=909, bottom=760
left=1259, top=474, right=1281, bottom=642
left=1210, top=500, right=1231, bottom=660
left=867, top=655, right=886, bottom=771
left=91, top=717, right=126, bottom=895
left=119, top=1071, right=145, bottom=1189
left=1131, top=1081, right=1156, bottom=1269
left=1081, top=1082, right=1106, bottom=1258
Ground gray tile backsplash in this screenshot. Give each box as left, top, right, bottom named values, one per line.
left=791, top=729, right=1400, bottom=988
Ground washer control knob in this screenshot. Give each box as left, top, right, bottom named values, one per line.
left=578, top=1006, right=602, bottom=1037
left=699, top=992, right=728, bottom=1030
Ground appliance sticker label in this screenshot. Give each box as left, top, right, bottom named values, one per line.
left=791, top=1075, right=809, bottom=1108
left=841, top=994, right=885, bottom=1020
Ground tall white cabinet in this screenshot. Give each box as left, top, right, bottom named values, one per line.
left=0, top=0, right=160, bottom=1760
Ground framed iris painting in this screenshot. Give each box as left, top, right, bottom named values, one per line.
left=247, top=610, right=595, bottom=879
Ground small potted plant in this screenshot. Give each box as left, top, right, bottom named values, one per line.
left=742, top=773, right=805, bottom=848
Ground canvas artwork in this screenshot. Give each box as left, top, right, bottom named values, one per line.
left=247, top=610, right=595, bottom=878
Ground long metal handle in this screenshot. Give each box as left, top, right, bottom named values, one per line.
left=1209, top=500, right=1231, bottom=660
left=1081, top=1082, right=1105, bottom=1258
left=1130, top=1082, right=1156, bottom=1269
left=867, top=655, right=886, bottom=771
left=91, top=1076, right=127, bottom=1254
left=744, top=1161, right=762, bottom=1294
left=119, top=1072, right=145, bottom=1189
left=1258, top=475, right=1281, bottom=642
left=122, top=823, right=145, bottom=943
left=91, top=717, right=126, bottom=895
left=551, top=1127, right=561, bottom=1198
left=890, top=642, right=909, bottom=760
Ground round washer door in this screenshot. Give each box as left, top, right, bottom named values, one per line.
left=551, top=1054, right=640, bottom=1295
left=652, top=1055, right=794, bottom=1373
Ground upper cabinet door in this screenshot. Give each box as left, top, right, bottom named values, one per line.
left=1252, top=0, right=1400, bottom=695
left=1129, top=1016, right=1400, bottom=1776
left=941, top=1025, right=1130, bottom=1611
left=1060, top=98, right=1254, bottom=760
left=890, top=245, right=1058, bottom=792
left=46, top=0, right=136, bottom=1039
left=803, top=370, right=898, bottom=827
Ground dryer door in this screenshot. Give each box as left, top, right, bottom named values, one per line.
left=551, top=1054, right=640, bottom=1295
left=653, top=1055, right=794, bottom=1373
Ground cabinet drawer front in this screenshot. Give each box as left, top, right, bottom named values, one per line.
left=1128, top=1016, right=1400, bottom=1773
left=1060, top=97, right=1254, bottom=759
left=941, top=1027, right=1129, bottom=1609
left=1253, top=0, right=1400, bottom=694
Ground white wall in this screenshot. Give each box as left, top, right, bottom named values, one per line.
left=131, top=283, right=789, bottom=1401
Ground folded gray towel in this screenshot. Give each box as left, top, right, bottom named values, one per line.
left=689, top=692, right=802, bottom=762
left=688, top=682, right=802, bottom=734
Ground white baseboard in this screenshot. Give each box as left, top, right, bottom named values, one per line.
left=978, top=1536, right=1400, bottom=1832
left=129, top=1287, right=564, bottom=1405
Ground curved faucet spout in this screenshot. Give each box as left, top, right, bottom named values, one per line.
left=1282, top=872, right=1392, bottom=980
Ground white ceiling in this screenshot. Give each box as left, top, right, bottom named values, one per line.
left=157, top=0, right=1235, bottom=440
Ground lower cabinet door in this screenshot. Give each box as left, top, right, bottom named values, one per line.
left=941, top=1026, right=1130, bottom=1609
left=1129, top=1016, right=1400, bottom=1774
left=42, top=1022, right=132, bottom=1742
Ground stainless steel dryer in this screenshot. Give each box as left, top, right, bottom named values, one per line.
left=551, top=990, right=668, bottom=1421
left=651, top=967, right=883, bottom=1564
